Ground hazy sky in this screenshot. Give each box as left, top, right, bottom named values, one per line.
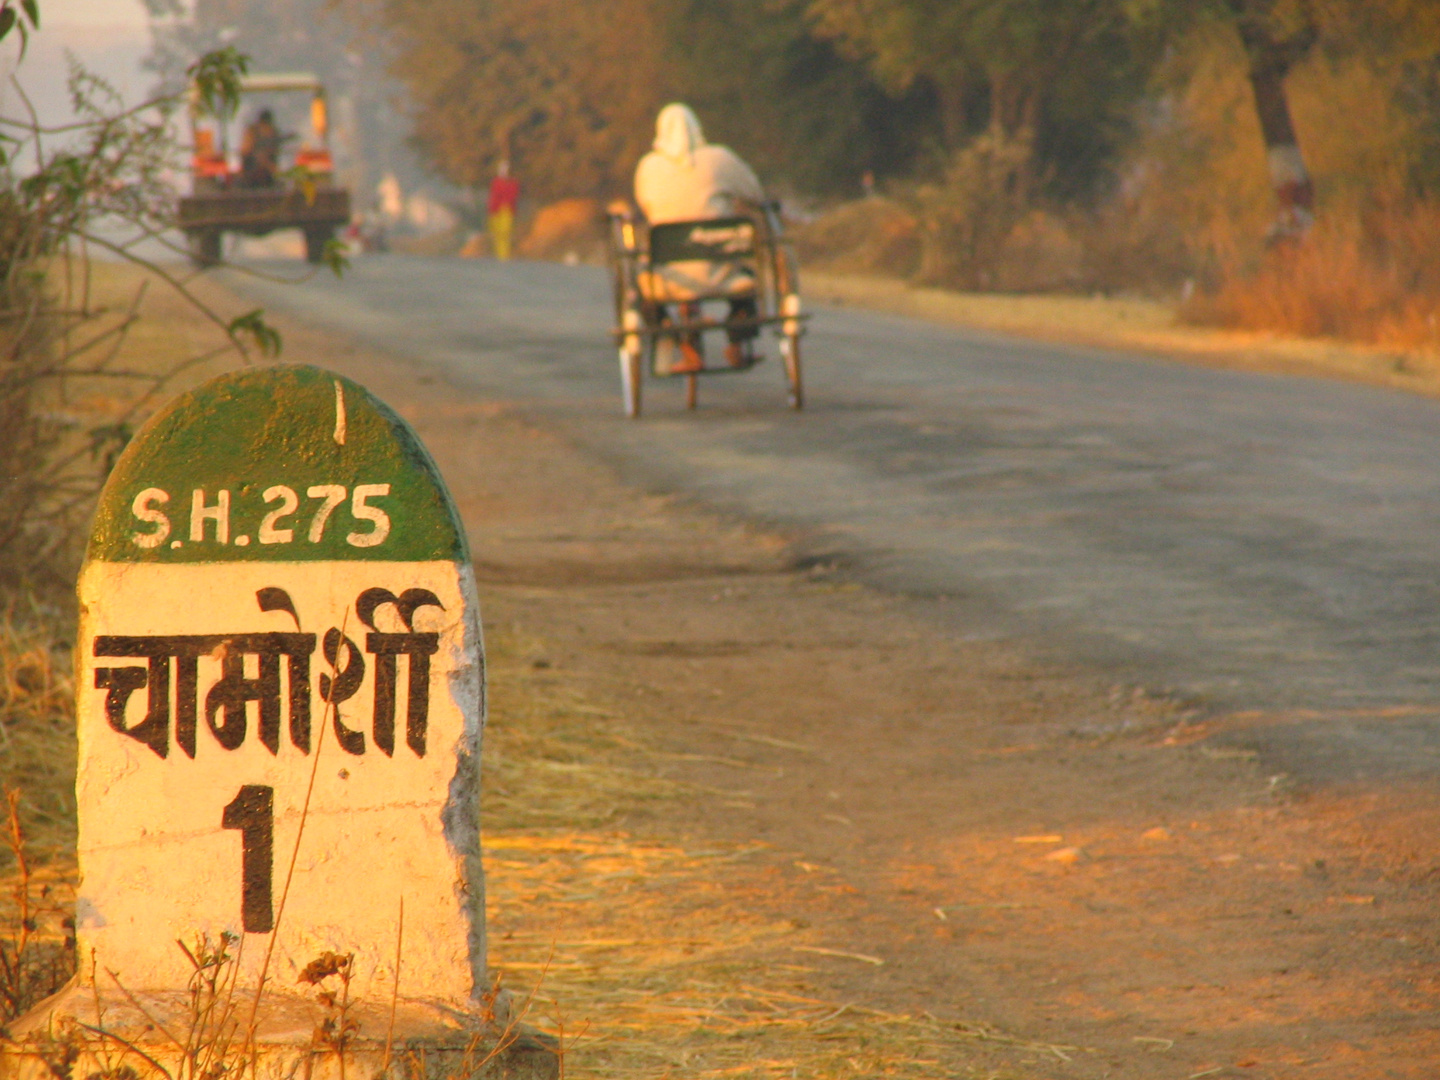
left=48, top=0, right=150, bottom=30
left=10, top=0, right=154, bottom=124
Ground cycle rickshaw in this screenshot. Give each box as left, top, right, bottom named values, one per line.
left=607, top=200, right=807, bottom=417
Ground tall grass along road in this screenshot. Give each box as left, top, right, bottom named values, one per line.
left=232, top=254, right=1440, bottom=785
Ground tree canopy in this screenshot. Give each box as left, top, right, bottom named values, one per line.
left=375, top=0, right=1176, bottom=204
left=381, top=0, right=668, bottom=195
left=153, top=0, right=1440, bottom=264
left=376, top=0, right=940, bottom=201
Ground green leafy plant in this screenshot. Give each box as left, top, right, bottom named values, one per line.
left=186, top=45, right=249, bottom=122
left=226, top=310, right=283, bottom=359
left=0, top=0, right=40, bottom=58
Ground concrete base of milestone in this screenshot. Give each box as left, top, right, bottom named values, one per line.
left=0, top=981, right=559, bottom=1080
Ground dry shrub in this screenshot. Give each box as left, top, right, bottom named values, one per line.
left=796, top=131, right=1053, bottom=292
left=992, top=209, right=1085, bottom=292
left=1185, top=201, right=1440, bottom=352
left=0, top=789, right=74, bottom=1023
left=791, top=197, right=920, bottom=278
left=0, top=237, right=80, bottom=586
left=0, top=609, right=79, bottom=1016
left=1088, top=22, right=1431, bottom=296
left=1096, top=23, right=1273, bottom=289
left=909, top=127, right=1034, bottom=289
left=0, top=52, right=282, bottom=591
left=795, top=25, right=1425, bottom=300
left=518, top=198, right=605, bottom=265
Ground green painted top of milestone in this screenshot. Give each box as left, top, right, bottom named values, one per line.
left=88, top=365, right=468, bottom=564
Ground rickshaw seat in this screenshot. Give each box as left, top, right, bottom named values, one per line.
left=637, top=216, right=760, bottom=304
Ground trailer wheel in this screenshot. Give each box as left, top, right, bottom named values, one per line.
left=187, top=229, right=222, bottom=268
left=304, top=226, right=335, bottom=264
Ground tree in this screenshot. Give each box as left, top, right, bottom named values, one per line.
left=807, top=0, right=1161, bottom=200
left=1223, top=0, right=1319, bottom=237
left=376, top=0, right=929, bottom=202
left=1205, top=0, right=1440, bottom=234
left=660, top=0, right=936, bottom=194
left=379, top=0, right=669, bottom=199
left=1306, top=0, right=1440, bottom=197
left=804, top=0, right=980, bottom=148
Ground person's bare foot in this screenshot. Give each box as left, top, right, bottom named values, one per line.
left=725, top=342, right=755, bottom=368
left=672, top=339, right=704, bottom=373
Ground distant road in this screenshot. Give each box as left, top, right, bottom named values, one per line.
left=231, top=255, right=1440, bottom=783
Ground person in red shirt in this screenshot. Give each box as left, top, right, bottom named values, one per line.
left=488, top=160, right=520, bottom=260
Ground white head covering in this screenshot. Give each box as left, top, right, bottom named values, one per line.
left=653, top=103, right=706, bottom=165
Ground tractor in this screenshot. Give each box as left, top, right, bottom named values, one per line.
left=178, top=72, right=352, bottom=266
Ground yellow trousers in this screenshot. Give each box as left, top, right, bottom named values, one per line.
left=489, top=206, right=514, bottom=261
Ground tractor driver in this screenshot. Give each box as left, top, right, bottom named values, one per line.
left=634, top=103, right=765, bottom=370
left=239, top=108, right=282, bottom=188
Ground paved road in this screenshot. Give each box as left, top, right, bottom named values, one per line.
left=232, top=255, right=1440, bottom=782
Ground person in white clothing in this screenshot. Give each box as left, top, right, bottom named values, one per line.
left=634, top=104, right=765, bottom=370
left=635, top=104, right=764, bottom=221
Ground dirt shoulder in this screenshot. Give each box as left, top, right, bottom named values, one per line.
left=243, top=284, right=1440, bottom=1079
left=806, top=271, right=1440, bottom=401
left=39, top=265, right=1439, bottom=1078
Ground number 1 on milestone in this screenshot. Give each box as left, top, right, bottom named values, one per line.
left=222, top=784, right=275, bottom=933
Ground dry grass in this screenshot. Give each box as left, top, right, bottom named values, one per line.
left=1186, top=203, right=1440, bottom=357
left=0, top=604, right=76, bottom=870
left=485, top=832, right=1073, bottom=1078
left=481, top=627, right=1070, bottom=1078
left=482, top=621, right=680, bottom=832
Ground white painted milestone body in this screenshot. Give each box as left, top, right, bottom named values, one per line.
left=73, top=366, right=485, bottom=1008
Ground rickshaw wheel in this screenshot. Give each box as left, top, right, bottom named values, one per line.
left=620, top=346, right=643, bottom=418
left=187, top=228, right=222, bottom=268
left=782, top=333, right=803, bottom=410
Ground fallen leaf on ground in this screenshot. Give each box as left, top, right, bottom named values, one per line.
left=792, top=945, right=886, bottom=965
left=1132, top=1036, right=1174, bottom=1051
